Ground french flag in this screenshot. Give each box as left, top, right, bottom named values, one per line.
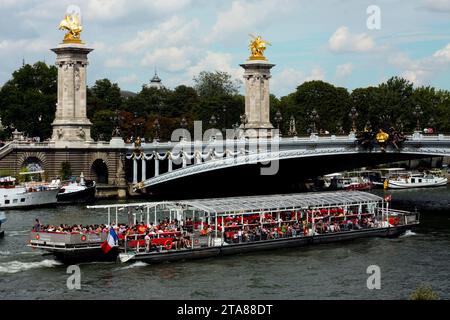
left=101, top=228, right=118, bottom=254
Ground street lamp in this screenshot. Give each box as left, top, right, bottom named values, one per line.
left=288, top=115, right=297, bottom=137
left=349, top=106, right=358, bottom=132
left=111, top=109, right=123, bottom=137
left=336, top=120, right=344, bottom=135
left=209, top=115, right=217, bottom=128
left=274, top=110, right=283, bottom=134
left=222, top=105, right=227, bottom=134
left=153, top=118, right=160, bottom=142
left=309, top=109, right=319, bottom=134
left=413, top=105, right=423, bottom=132
left=240, top=114, right=248, bottom=129
left=180, top=116, right=188, bottom=129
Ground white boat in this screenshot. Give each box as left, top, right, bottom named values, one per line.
left=0, top=175, right=60, bottom=210
left=57, top=173, right=96, bottom=204
left=0, top=211, right=6, bottom=238
left=387, top=172, right=448, bottom=189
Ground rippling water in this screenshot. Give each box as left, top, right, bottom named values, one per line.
left=0, top=187, right=449, bottom=300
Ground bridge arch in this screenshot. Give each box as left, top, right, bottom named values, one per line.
left=90, top=153, right=111, bottom=184
left=17, top=152, right=48, bottom=172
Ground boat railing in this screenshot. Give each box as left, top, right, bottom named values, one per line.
left=29, top=230, right=107, bottom=248
left=379, top=209, right=420, bottom=226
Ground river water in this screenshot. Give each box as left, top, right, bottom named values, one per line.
left=0, top=187, right=449, bottom=300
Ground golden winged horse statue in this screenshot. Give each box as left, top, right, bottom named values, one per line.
left=248, top=34, right=271, bottom=60
left=59, top=13, right=83, bottom=43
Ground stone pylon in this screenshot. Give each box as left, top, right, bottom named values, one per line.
left=240, top=60, right=275, bottom=138
left=51, top=43, right=93, bottom=146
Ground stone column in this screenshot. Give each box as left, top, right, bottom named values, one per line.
left=51, top=43, right=93, bottom=146
left=133, top=158, right=138, bottom=184
left=240, top=60, right=275, bottom=138
left=154, top=158, right=159, bottom=177
left=141, top=159, right=146, bottom=182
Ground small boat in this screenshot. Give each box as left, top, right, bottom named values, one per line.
left=28, top=191, right=420, bottom=264
left=0, top=211, right=6, bottom=238
left=0, top=172, right=61, bottom=210
left=326, top=172, right=373, bottom=191
left=387, top=171, right=448, bottom=189
left=56, top=173, right=96, bottom=204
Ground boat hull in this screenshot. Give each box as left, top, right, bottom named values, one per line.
left=0, top=188, right=60, bottom=210
left=57, top=185, right=96, bottom=204
left=130, top=225, right=413, bottom=264
left=388, top=180, right=447, bottom=189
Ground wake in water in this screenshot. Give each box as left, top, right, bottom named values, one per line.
left=400, top=230, right=417, bottom=238
left=114, top=261, right=148, bottom=271
left=0, top=251, right=11, bottom=256
left=7, top=230, right=31, bottom=237
left=0, top=259, right=62, bottom=274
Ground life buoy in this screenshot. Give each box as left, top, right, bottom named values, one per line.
left=81, top=235, right=87, bottom=242
left=194, top=239, right=200, bottom=246
left=35, top=234, right=40, bottom=240
left=164, top=240, right=173, bottom=250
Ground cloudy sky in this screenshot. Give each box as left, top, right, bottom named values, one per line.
left=1, top=0, right=450, bottom=96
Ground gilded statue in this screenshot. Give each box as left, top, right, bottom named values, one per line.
left=59, top=13, right=83, bottom=43
left=248, top=34, right=271, bottom=61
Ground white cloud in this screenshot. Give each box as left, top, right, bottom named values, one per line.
left=207, top=0, right=297, bottom=43
left=271, top=67, right=325, bottom=96
left=388, top=42, right=450, bottom=85
left=141, top=47, right=197, bottom=72
left=118, top=74, right=139, bottom=85
left=84, top=0, right=192, bottom=21
left=335, top=63, right=353, bottom=80
left=119, top=16, right=200, bottom=54
left=329, top=26, right=376, bottom=53
left=104, top=57, right=127, bottom=68
left=423, top=0, right=450, bottom=12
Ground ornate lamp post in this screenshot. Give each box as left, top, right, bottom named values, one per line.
left=240, top=113, right=248, bottom=129
left=336, top=120, right=344, bottom=135
left=180, top=116, right=188, bottom=141
left=349, top=107, right=358, bottom=132
left=222, top=105, right=227, bottom=134
left=428, top=117, right=436, bottom=132
left=309, top=108, right=319, bottom=134
left=132, top=112, right=144, bottom=141
left=274, top=110, right=283, bottom=135
left=209, top=115, right=217, bottom=128
left=111, top=109, right=123, bottom=138
left=288, top=115, right=297, bottom=137
left=153, top=118, right=160, bottom=142
left=413, top=105, right=423, bottom=132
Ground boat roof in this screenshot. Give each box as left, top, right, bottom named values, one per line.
left=88, top=191, right=382, bottom=215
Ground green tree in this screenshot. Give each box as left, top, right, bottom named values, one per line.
left=193, top=71, right=241, bottom=98
left=87, top=79, right=123, bottom=118
left=291, top=81, right=351, bottom=134
left=91, top=109, right=116, bottom=141
left=410, top=285, right=440, bottom=300
left=0, top=62, right=57, bottom=140
left=59, top=162, right=72, bottom=180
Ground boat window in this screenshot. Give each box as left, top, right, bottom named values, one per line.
left=418, top=179, right=422, bottom=183
left=411, top=178, right=415, bottom=183
left=13, top=199, right=18, bottom=204
left=21, top=198, right=25, bottom=202
left=5, top=200, right=10, bottom=204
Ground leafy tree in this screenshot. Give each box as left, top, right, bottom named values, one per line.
left=0, top=62, right=57, bottom=140
left=291, top=81, right=351, bottom=134
left=410, top=285, right=440, bottom=300
left=87, top=79, right=123, bottom=118
left=59, top=162, right=72, bottom=180
left=91, top=109, right=116, bottom=141
left=193, top=71, right=241, bottom=98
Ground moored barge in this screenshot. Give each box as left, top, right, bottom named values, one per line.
left=28, top=191, right=420, bottom=264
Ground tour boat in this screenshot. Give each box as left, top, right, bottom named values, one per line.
left=325, top=172, right=373, bottom=191
left=0, top=175, right=60, bottom=210
left=387, top=172, right=448, bottom=189
left=56, top=173, right=96, bottom=204
left=28, top=191, right=420, bottom=264
left=0, top=211, right=6, bottom=238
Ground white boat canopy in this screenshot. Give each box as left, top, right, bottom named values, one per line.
left=88, top=191, right=382, bottom=215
